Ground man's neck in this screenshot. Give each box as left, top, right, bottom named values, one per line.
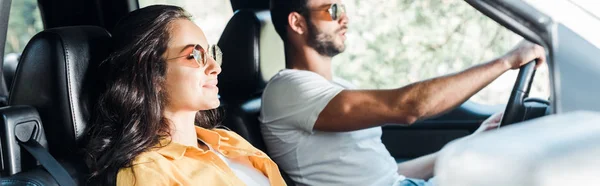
left=286, top=45, right=333, bottom=80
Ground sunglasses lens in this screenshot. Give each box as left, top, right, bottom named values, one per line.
left=212, top=45, right=223, bottom=66
left=331, top=4, right=339, bottom=20
left=190, top=44, right=222, bottom=67
left=194, top=44, right=207, bottom=66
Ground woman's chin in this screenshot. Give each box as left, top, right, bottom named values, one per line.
left=205, top=98, right=221, bottom=109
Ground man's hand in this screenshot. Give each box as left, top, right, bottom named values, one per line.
left=473, top=112, right=503, bottom=135
left=501, top=40, right=547, bottom=70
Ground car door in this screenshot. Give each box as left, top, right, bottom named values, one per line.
left=382, top=102, right=500, bottom=161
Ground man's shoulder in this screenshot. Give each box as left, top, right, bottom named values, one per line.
left=264, top=69, right=328, bottom=93
left=268, top=69, right=324, bottom=84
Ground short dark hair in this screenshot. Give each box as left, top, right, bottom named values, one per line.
left=270, top=0, right=310, bottom=42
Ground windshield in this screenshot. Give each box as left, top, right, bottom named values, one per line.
left=524, top=0, right=600, bottom=49
left=569, top=0, right=600, bottom=19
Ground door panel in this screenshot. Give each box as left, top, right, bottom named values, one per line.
left=382, top=101, right=502, bottom=159
left=553, top=24, right=600, bottom=113
left=382, top=129, right=469, bottom=159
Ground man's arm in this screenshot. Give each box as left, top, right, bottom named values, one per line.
left=314, top=41, right=546, bottom=132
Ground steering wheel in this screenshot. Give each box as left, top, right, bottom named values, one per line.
left=500, top=61, right=537, bottom=127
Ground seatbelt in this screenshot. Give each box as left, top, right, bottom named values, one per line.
left=16, top=138, right=76, bottom=186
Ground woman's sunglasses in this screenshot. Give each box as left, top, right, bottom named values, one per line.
left=168, top=44, right=222, bottom=67
left=311, top=3, right=347, bottom=21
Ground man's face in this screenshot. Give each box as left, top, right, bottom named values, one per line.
left=305, top=0, right=348, bottom=57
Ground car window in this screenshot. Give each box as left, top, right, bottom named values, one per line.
left=3, top=0, right=43, bottom=90
left=3, top=0, right=43, bottom=57
left=525, top=0, right=600, bottom=49
left=569, top=0, right=600, bottom=18
left=333, top=0, right=550, bottom=105
left=138, top=0, right=233, bottom=44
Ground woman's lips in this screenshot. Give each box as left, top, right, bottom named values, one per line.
left=203, top=79, right=218, bottom=89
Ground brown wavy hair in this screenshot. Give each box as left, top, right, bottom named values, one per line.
left=84, top=5, right=221, bottom=185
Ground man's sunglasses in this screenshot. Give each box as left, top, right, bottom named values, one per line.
left=311, top=3, right=346, bottom=21
left=168, top=44, right=222, bottom=67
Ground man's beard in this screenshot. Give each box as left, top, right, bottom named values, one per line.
left=306, top=21, right=346, bottom=57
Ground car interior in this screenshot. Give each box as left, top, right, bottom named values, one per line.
left=0, top=0, right=565, bottom=185
left=1, top=25, right=111, bottom=185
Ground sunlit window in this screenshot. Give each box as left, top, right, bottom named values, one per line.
left=3, top=0, right=43, bottom=89
left=138, top=0, right=234, bottom=44
left=333, top=0, right=550, bottom=105
left=4, top=0, right=43, bottom=56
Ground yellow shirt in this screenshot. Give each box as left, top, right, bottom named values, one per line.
left=117, top=126, right=286, bottom=186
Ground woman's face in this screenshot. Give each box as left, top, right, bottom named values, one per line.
left=163, top=19, right=221, bottom=112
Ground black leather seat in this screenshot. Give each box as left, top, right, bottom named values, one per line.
left=1, top=26, right=111, bottom=185
left=218, top=9, right=294, bottom=185
left=218, top=9, right=285, bottom=151
left=3, top=53, right=19, bottom=92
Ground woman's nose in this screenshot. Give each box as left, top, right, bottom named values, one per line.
left=205, top=57, right=221, bottom=76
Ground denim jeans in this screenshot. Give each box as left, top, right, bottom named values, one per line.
left=395, top=177, right=436, bottom=186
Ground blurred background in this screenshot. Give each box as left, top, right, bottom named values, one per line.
left=6, top=0, right=552, bottom=105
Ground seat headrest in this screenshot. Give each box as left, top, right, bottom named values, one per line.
left=9, top=26, right=111, bottom=157
left=3, top=53, right=19, bottom=91
left=218, top=10, right=285, bottom=103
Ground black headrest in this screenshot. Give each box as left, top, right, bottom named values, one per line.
left=8, top=26, right=111, bottom=157
left=3, top=53, right=19, bottom=91
left=218, top=10, right=284, bottom=103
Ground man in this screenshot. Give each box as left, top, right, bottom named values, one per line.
left=259, top=0, right=546, bottom=185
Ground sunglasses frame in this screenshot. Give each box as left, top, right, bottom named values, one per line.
left=327, top=3, right=346, bottom=21
left=309, top=3, right=346, bottom=21
left=168, top=44, right=222, bottom=67
left=308, top=3, right=346, bottom=21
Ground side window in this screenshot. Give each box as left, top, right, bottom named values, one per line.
left=4, top=0, right=43, bottom=55
left=333, top=0, right=550, bottom=105
left=3, top=0, right=43, bottom=88
left=138, top=0, right=234, bottom=44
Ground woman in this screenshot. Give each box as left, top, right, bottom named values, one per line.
left=84, top=5, right=285, bottom=186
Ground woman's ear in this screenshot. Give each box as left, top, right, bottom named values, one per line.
left=288, top=12, right=307, bottom=35
left=155, top=78, right=164, bottom=93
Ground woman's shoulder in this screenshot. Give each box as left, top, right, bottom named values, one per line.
left=117, top=153, right=171, bottom=186
left=116, top=148, right=177, bottom=183
left=121, top=149, right=170, bottom=171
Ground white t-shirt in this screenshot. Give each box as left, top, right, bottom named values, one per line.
left=260, top=69, right=404, bottom=186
